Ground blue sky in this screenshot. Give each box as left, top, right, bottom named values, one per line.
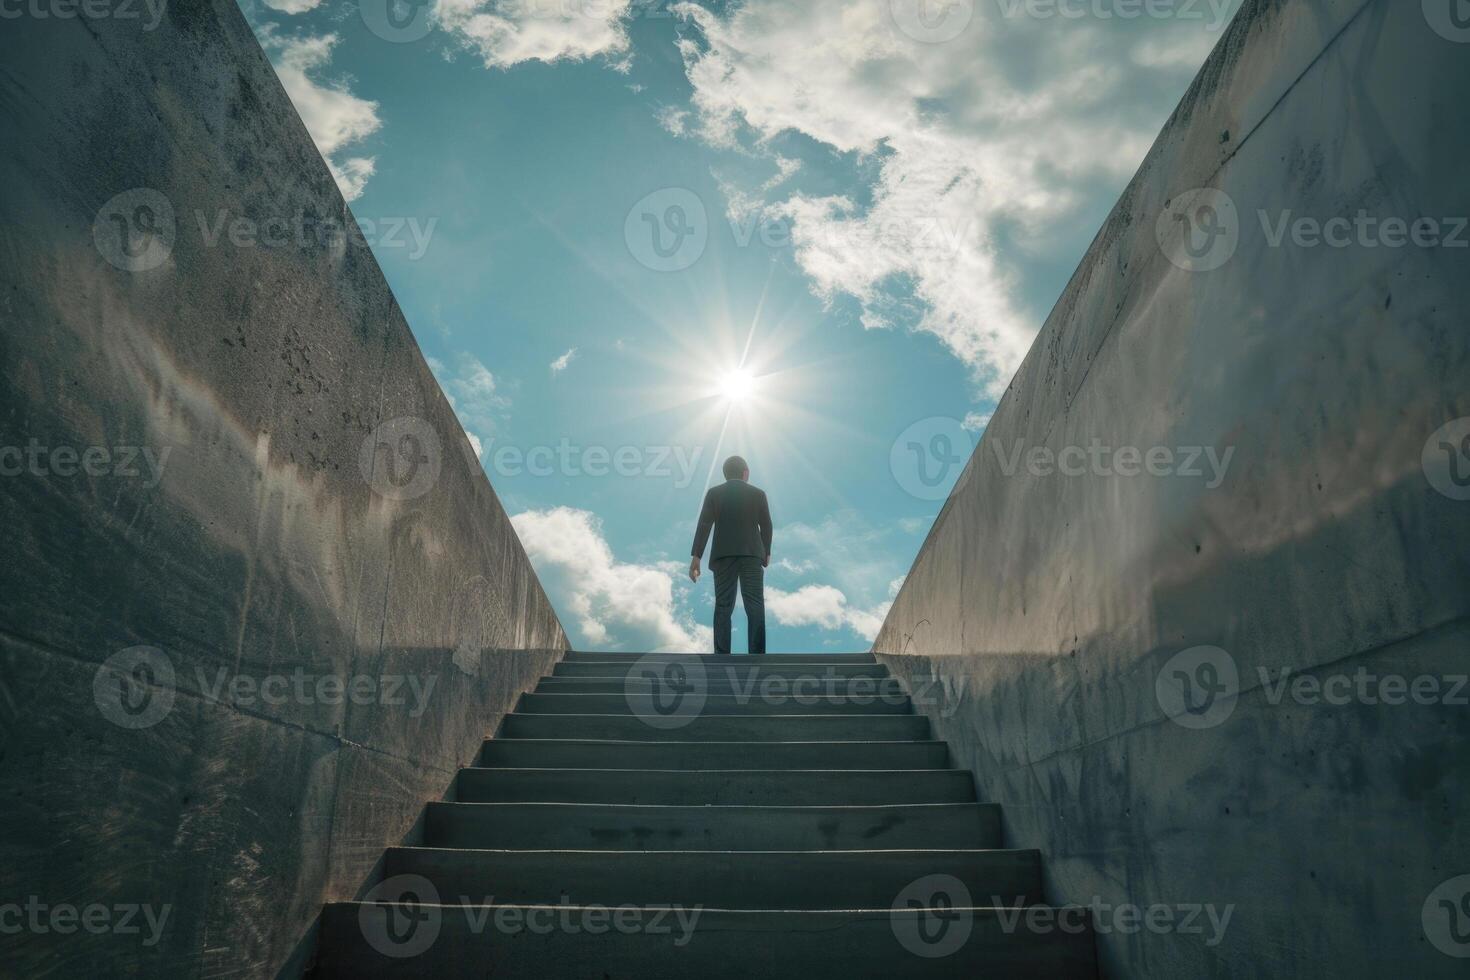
left=238, top=0, right=1237, bottom=652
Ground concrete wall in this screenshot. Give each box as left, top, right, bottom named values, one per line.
left=875, top=0, right=1470, bottom=976
left=0, top=3, right=568, bottom=976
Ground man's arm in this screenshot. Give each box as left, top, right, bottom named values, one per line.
left=759, top=490, right=773, bottom=567
left=690, top=487, right=718, bottom=581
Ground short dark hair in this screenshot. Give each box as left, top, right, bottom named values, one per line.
left=723, top=455, right=748, bottom=480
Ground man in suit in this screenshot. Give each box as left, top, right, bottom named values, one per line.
left=689, top=455, right=773, bottom=655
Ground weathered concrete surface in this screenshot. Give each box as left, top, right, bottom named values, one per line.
left=477, top=737, right=952, bottom=770
left=0, top=3, right=567, bottom=977
left=424, top=801, right=1003, bottom=851
left=874, top=0, right=1470, bottom=977
left=315, top=905, right=1099, bottom=979
left=382, top=846, right=1044, bottom=909
left=454, top=766, right=976, bottom=805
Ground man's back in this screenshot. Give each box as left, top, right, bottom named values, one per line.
left=692, top=478, right=772, bottom=561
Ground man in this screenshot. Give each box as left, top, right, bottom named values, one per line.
left=689, top=455, right=772, bottom=655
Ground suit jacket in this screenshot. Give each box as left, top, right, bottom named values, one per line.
left=691, top=479, right=773, bottom=561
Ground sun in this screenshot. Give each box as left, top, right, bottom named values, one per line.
left=716, top=367, right=757, bottom=404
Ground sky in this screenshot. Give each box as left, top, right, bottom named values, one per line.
left=236, top=0, right=1239, bottom=652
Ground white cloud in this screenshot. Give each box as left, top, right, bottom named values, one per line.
left=766, top=583, right=893, bottom=642
left=670, top=1, right=1226, bottom=395
left=428, top=353, right=510, bottom=450
left=467, top=432, right=484, bottom=459
left=436, top=0, right=636, bottom=69
left=262, top=0, right=323, bottom=12
left=512, top=507, right=712, bottom=652
left=261, top=31, right=381, bottom=201
left=776, top=557, right=817, bottom=575
left=550, top=347, right=578, bottom=374
left=962, top=412, right=992, bottom=432
left=656, top=104, right=692, bottom=137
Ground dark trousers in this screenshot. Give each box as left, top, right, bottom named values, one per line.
left=711, top=555, right=765, bottom=655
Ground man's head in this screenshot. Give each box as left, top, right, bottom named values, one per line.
left=723, top=455, right=749, bottom=481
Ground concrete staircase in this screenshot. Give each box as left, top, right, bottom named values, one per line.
left=312, top=652, right=1098, bottom=977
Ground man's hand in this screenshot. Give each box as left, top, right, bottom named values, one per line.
left=689, top=557, right=701, bottom=583
left=762, top=554, right=770, bottom=568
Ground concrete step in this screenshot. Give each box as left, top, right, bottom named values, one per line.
left=560, top=651, right=877, bottom=664
left=516, top=692, right=914, bottom=716
left=478, top=738, right=951, bottom=770
left=424, top=802, right=1001, bottom=851
left=317, top=904, right=1099, bottom=979
left=534, top=676, right=909, bottom=697
left=454, top=768, right=976, bottom=806
left=384, top=847, right=1042, bottom=909
left=553, top=661, right=889, bottom=679
left=499, top=713, right=930, bottom=742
